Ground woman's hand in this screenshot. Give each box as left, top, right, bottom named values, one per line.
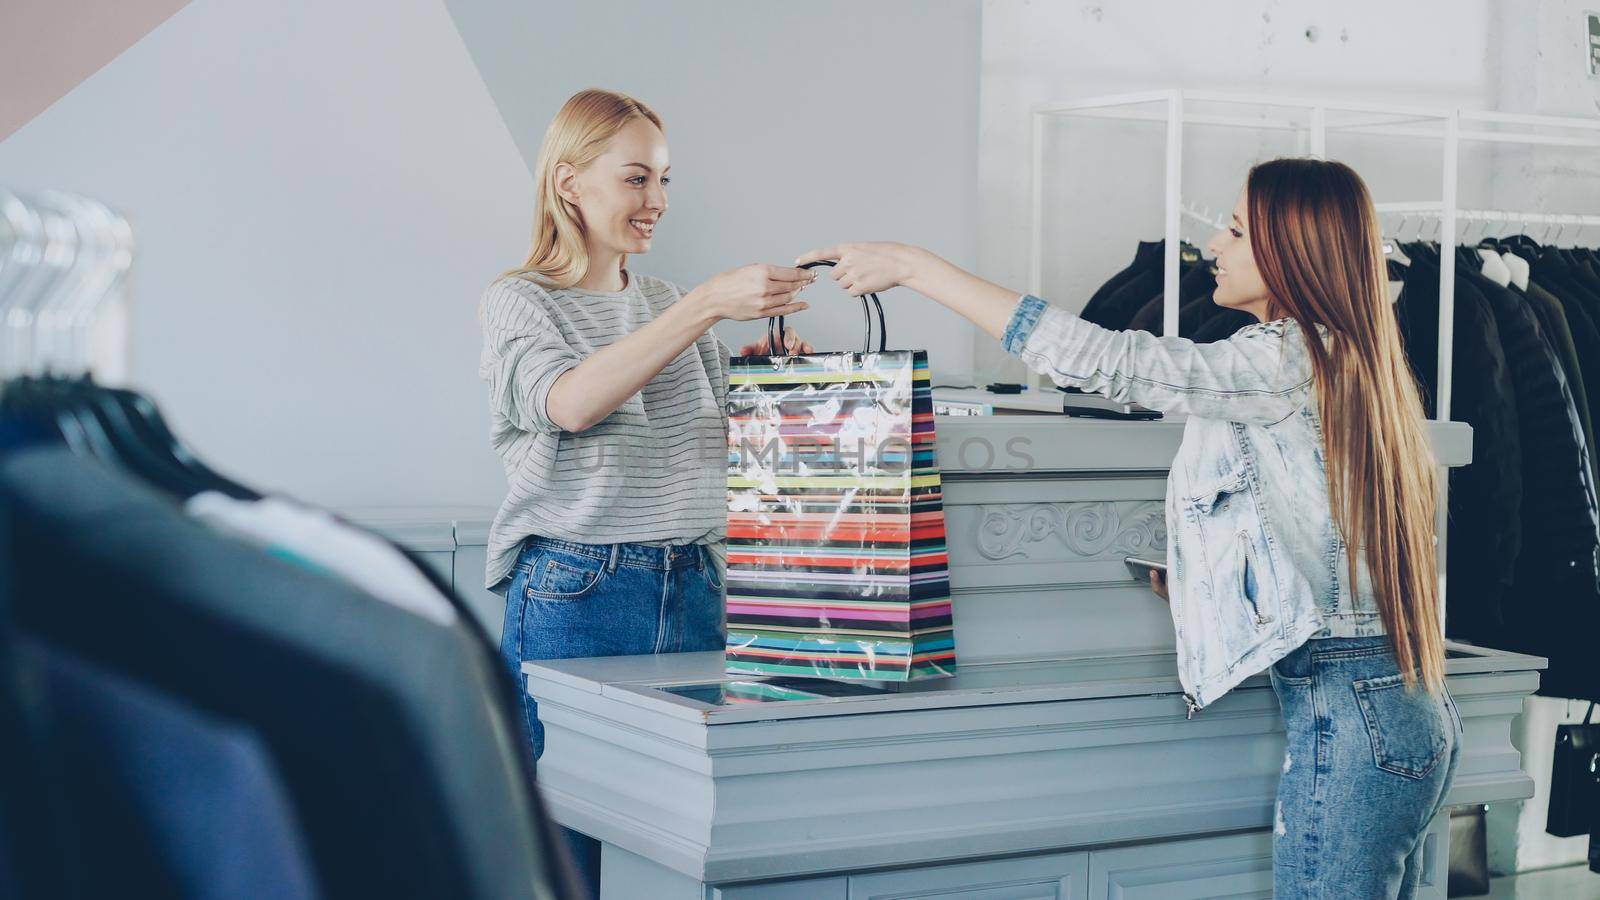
left=688, top=263, right=816, bottom=323
left=739, top=326, right=814, bottom=356
left=797, top=242, right=1021, bottom=342
left=1148, top=568, right=1170, bottom=602
left=795, top=242, right=931, bottom=296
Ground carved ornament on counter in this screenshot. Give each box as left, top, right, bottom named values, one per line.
left=975, top=501, right=1167, bottom=561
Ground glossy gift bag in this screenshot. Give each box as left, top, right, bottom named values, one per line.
left=724, top=264, right=954, bottom=681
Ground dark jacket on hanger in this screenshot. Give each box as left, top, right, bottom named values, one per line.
left=1086, top=242, right=1203, bottom=330
left=1519, top=281, right=1600, bottom=490
left=1089, top=267, right=1162, bottom=330
left=18, top=638, right=319, bottom=899
left=1079, top=240, right=1164, bottom=326
left=1460, top=263, right=1600, bottom=699
left=1126, top=261, right=1216, bottom=334
left=0, top=447, right=565, bottom=900
left=1180, top=291, right=1233, bottom=336
left=1530, top=250, right=1600, bottom=438
left=1395, top=258, right=1523, bottom=643
left=1188, top=305, right=1257, bottom=343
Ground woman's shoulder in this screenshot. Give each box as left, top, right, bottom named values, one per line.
left=486, top=273, right=557, bottom=302
left=1225, top=317, right=1320, bottom=386
left=480, top=274, right=567, bottom=332
left=1233, top=317, right=1293, bottom=340
left=1231, top=316, right=1330, bottom=347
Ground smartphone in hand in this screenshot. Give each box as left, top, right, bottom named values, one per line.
left=1124, top=556, right=1167, bottom=583
left=1125, top=556, right=1169, bottom=601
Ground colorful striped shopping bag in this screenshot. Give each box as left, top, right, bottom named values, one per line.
left=723, top=264, right=954, bottom=682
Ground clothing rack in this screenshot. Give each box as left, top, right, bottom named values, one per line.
left=1179, top=202, right=1226, bottom=232
left=1376, top=202, right=1600, bottom=243
left=0, top=189, right=133, bottom=379
left=1028, top=90, right=1462, bottom=414
left=1026, top=96, right=1600, bottom=416
left=0, top=187, right=574, bottom=899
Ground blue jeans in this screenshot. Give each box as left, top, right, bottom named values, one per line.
left=1269, top=636, right=1463, bottom=899
left=499, top=536, right=725, bottom=899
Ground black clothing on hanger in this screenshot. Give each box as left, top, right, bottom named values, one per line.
left=1079, top=240, right=1165, bottom=325
left=1395, top=259, right=1523, bottom=642
left=0, top=444, right=574, bottom=899
left=1464, top=263, right=1600, bottom=700
left=1188, top=307, right=1258, bottom=342
left=1126, top=261, right=1217, bottom=334
left=1084, top=241, right=1205, bottom=330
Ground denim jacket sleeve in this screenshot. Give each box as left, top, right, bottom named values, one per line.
left=1001, top=294, right=1314, bottom=424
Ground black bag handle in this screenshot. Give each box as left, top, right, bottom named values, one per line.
left=767, top=260, right=887, bottom=356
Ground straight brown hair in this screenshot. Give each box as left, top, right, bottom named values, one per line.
left=1247, top=158, right=1445, bottom=692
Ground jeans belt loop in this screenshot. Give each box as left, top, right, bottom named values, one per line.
left=606, top=543, right=620, bottom=574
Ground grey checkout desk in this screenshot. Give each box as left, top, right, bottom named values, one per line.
left=353, top=417, right=1543, bottom=900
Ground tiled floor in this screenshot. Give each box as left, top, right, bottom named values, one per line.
left=1485, top=864, right=1600, bottom=899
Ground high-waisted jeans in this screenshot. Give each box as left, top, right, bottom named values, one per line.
left=499, top=536, right=725, bottom=899
left=1270, top=635, right=1463, bottom=899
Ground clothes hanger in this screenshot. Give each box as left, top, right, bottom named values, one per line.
left=41, top=195, right=253, bottom=498
left=1490, top=220, right=1530, bottom=289
left=0, top=192, right=258, bottom=500
left=1403, top=214, right=1439, bottom=265
left=0, top=196, right=132, bottom=466
left=1422, top=214, right=1442, bottom=254
left=1383, top=213, right=1412, bottom=266
left=0, top=192, right=46, bottom=377
left=1554, top=223, right=1585, bottom=267
left=1476, top=243, right=1512, bottom=288
left=0, top=196, right=76, bottom=381
left=1447, top=217, right=1472, bottom=269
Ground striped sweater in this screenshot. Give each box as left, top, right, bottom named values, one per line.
left=477, top=272, right=730, bottom=590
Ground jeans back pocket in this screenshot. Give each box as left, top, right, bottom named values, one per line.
left=1352, top=672, right=1449, bottom=779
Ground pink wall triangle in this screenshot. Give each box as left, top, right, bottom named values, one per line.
left=0, top=0, right=192, bottom=141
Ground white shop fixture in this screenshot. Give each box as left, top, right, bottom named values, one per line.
left=1025, top=89, right=1600, bottom=629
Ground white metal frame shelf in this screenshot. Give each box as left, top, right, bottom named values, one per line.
left=1027, top=90, right=1600, bottom=418
left=1025, top=88, right=1600, bottom=627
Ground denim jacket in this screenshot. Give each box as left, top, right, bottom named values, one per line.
left=1002, top=295, right=1388, bottom=714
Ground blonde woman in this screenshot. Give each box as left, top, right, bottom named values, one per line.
left=801, top=158, right=1461, bottom=899
left=478, top=89, right=813, bottom=896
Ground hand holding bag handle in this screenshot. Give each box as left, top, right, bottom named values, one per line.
left=766, top=260, right=887, bottom=356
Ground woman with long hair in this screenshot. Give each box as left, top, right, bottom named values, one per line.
left=799, top=158, right=1461, bottom=899
left=478, top=88, right=814, bottom=897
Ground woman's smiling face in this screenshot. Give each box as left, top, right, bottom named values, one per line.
left=1207, top=188, right=1273, bottom=321
left=558, top=116, right=671, bottom=259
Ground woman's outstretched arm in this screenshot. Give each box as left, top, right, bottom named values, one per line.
left=797, top=243, right=1018, bottom=340
left=796, top=242, right=1311, bottom=425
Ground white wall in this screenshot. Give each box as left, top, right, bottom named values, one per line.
left=0, top=0, right=534, bottom=510
left=1487, top=1, right=1600, bottom=220
left=0, top=0, right=982, bottom=511
left=441, top=0, right=982, bottom=377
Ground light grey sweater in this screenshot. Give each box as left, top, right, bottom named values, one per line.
left=477, top=272, right=730, bottom=590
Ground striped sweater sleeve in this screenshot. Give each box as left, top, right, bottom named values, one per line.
left=478, top=278, right=582, bottom=435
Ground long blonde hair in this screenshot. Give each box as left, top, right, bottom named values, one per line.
left=504, top=89, right=664, bottom=289
left=1247, top=158, right=1445, bottom=692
